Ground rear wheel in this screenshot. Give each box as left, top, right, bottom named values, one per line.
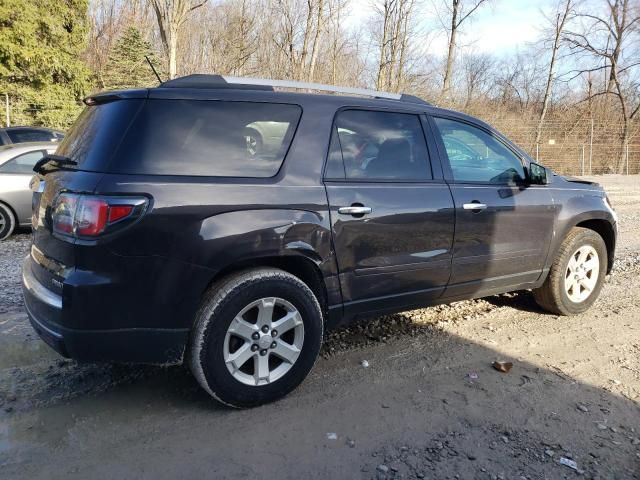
left=0, top=203, right=16, bottom=241
left=189, top=268, right=323, bottom=408
left=533, top=227, right=607, bottom=315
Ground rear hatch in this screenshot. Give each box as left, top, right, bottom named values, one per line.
left=29, top=95, right=146, bottom=288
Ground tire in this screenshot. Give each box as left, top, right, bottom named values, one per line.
left=243, top=127, right=263, bottom=157
left=189, top=268, right=323, bottom=408
left=0, top=203, right=16, bottom=241
left=533, top=227, right=607, bottom=315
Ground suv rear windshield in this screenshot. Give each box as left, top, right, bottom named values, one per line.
left=57, top=99, right=145, bottom=171
left=111, top=99, right=301, bottom=177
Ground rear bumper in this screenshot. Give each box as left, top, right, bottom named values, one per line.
left=22, top=256, right=188, bottom=364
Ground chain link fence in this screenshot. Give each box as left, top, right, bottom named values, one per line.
left=488, top=117, right=640, bottom=175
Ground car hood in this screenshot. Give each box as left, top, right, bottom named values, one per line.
left=553, top=173, right=602, bottom=189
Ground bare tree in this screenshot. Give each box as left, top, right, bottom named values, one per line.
left=438, top=0, right=489, bottom=100
left=535, top=0, right=573, bottom=145
left=564, top=0, right=640, bottom=173
left=148, top=0, right=208, bottom=79
left=461, top=52, right=494, bottom=108
left=327, top=0, right=349, bottom=84
left=373, top=0, right=418, bottom=92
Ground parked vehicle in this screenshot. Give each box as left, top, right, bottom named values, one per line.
left=0, top=126, right=64, bottom=146
left=0, top=142, right=57, bottom=240
left=22, top=75, right=617, bottom=408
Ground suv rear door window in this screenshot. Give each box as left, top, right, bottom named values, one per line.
left=333, top=110, right=432, bottom=181
left=432, top=117, right=525, bottom=184
left=111, top=100, right=302, bottom=177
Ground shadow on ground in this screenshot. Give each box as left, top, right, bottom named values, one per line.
left=0, top=307, right=638, bottom=480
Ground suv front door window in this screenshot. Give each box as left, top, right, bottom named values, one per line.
left=435, top=117, right=526, bottom=184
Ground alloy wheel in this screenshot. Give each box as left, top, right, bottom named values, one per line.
left=223, top=297, right=304, bottom=386
left=564, top=245, right=599, bottom=303
left=245, top=135, right=259, bottom=156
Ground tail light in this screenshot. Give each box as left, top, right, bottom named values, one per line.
left=52, top=193, right=148, bottom=239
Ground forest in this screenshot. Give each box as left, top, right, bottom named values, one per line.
left=0, top=0, right=638, bottom=173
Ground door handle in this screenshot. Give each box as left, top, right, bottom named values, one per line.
left=338, top=206, right=372, bottom=216
left=463, top=202, right=488, bottom=211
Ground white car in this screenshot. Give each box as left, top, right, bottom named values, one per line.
left=0, top=142, right=57, bottom=240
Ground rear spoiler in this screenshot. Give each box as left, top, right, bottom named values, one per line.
left=84, top=89, right=149, bottom=106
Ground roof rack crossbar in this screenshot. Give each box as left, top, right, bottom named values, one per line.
left=221, top=76, right=402, bottom=101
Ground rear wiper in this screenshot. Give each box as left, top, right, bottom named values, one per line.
left=33, top=154, right=78, bottom=175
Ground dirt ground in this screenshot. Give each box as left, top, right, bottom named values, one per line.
left=1, top=175, right=639, bottom=480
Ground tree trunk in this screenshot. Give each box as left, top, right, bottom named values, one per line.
left=395, top=0, right=413, bottom=91
left=298, top=1, right=315, bottom=80
left=149, top=0, right=208, bottom=81
left=168, top=30, right=178, bottom=79
left=606, top=0, right=626, bottom=93
left=618, top=121, right=629, bottom=174
left=441, top=0, right=459, bottom=99
left=307, top=0, right=325, bottom=82
left=535, top=0, right=571, bottom=145
left=376, top=1, right=392, bottom=91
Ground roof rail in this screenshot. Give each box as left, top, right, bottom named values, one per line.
left=160, top=74, right=429, bottom=104
left=223, top=75, right=402, bottom=100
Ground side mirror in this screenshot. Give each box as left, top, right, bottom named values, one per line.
left=528, top=162, right=548, bottom=185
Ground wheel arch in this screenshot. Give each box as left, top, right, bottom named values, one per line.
left=574, top=218, right=616, bottom=273
left=205, top=253, right=330, bottom=321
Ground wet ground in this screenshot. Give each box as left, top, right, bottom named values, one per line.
left=1, top=175, right=639, bottom=479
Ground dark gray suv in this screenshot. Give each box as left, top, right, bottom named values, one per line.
left=22, top=75, right=617, bottom=407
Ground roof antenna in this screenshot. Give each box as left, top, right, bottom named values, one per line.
left=145, top=55, right=163, bottom=84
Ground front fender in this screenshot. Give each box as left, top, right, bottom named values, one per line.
left=548, top=191, right=617, bottom=274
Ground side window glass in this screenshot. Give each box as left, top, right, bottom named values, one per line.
left=324, top=126, right=346, bottom=179
left=432, top=117, right=525, bottom=184
left=110, top=100, right=302, bottom=177
left=7, top=129, right=52, bottom=143
left=334, top=110, right=432, bottom=181
left=0, top=150, right=45, bottom=174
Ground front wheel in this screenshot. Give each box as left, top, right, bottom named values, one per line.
left=533, top=227, right=607, bottom=315
left=189, top=268, right=323, bottom=408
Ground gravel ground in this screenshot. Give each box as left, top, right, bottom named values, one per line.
left=1, top=175, right=639, bottom=480
left=0, top=233, right=29, bottom=314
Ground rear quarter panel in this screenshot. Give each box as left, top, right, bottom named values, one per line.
left=89, top=176, right=339, bottom=329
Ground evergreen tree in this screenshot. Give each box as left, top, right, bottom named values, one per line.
left=103, top=27, right=163, bottom=91
left=0, top=0, right=92, bottom=128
